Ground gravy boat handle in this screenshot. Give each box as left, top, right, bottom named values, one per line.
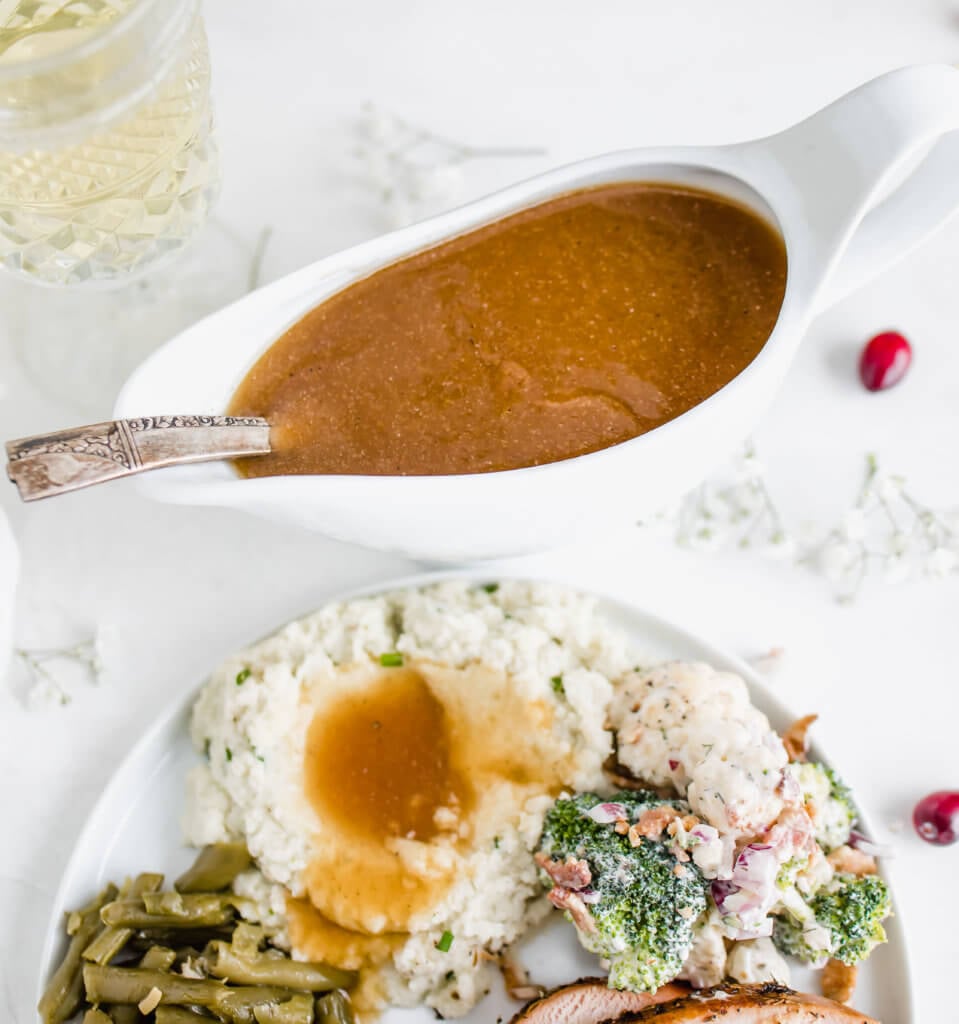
left=732, top=64, right=959, bottom=312
left=6, top=416, right=270, bottom=501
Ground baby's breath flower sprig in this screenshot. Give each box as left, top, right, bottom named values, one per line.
left=353, top=104, right=545, bottom=228
left=673, top=443, right=795, bottom=561
left=14, top=634, right=103, bottom=708
left=805, top=453, right=959, bottom=602
left=664, top=447, right=959, bottom=603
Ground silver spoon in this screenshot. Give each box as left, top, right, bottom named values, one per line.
left=6, top=415, right=270, bottom=502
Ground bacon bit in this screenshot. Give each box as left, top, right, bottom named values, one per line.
left=672, top=864, right=688, bottom=878
left=822, top=958, right=857, bottom=1003
left=782, top=713, right=818, bottom=761
left=534, top=852, right=592, bottom=889
left=634, top=805, right=682, bottom=839
left=613, top=819, right=630, bottom=835
left=827, top=844, right=878, bottom=877
left=672, top=847, right=690, bottom=863
left=627, top=824, right=643, bottom=848
left=547, top=886, right=598, bottom=934
left=499, top=951, right=546, bottom=1002
left=682, top=815, right=700, bottom=830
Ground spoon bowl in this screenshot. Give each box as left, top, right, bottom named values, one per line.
left=116, top=65, right=959, bottom=562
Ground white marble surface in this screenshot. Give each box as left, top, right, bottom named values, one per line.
left=2, top=1, right=959, bottom=1020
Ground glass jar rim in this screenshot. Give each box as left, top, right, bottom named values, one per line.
left=0, top=0, right=200, bottom=147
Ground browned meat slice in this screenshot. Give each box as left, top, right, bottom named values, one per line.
left=615, top=983, right=878, bottom=1023
left=509, top=978, right=690, bottom=1024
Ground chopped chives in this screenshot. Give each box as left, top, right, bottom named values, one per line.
left=481, top=583, right=499, bottom=594
left=435, top=930, right=454, bottom=952
left=550, top=675, right=565, bottom=695
left=379, top=652, right=404, bottom=667
left=235, top=667, right=252, bottom=686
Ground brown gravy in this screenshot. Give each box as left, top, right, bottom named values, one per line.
left=230, top=182, right=786, bottom=477
left=295, top=660, right=577, bottom=976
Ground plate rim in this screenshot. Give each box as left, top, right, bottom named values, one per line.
left=36, top=567, right=916, bottom=1022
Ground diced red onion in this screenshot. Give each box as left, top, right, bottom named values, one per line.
left=848, top=829, right=893, bottom=858
left=668, top=759, right=680, bottom=771
left=579, top=888, right=601, bottom=904
left=585, top=802, right=627, bottom=824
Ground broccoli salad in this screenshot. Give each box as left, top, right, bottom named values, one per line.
left=535, top=660, right=892, bottom=995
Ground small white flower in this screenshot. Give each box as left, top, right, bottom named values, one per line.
left=925, top=546, right=958, bottom=578
left=840, top=508, right=867, bottom=542
left=876, top=472, right=904, bottom=502
left=818, top=539, right=857, bottom=583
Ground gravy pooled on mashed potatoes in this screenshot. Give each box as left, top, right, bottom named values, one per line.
left=229, top=182, right=787, bottom=477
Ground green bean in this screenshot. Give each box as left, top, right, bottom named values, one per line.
left=140, top=945, right=177, bottom=970
left=82, top=1009, right=114, bottom=1024
left=84, top=873, right=164, bottom=965
left=232, top=922, right=267, bottom=956
left=38, top=883, right=118, bottom=1024
left=205, top=941, right=357, bottom=992
left=104, top=1006, right=138, bottom=1024
left=131, top=925, right=236, bottom=949
left=82, top=964, right=305, bottom=1024
left=155, top=1009, right=217, bottom=1023
left=175, top=843, right=252, bottom=893
left=101, top=893, right=236, bottom=929
left=253, top=993, right=315, bottom=1024
left=314, top=991, right=354, bottom=1024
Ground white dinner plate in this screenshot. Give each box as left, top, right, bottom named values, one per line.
left=37, top=570, right=914, bottom=1023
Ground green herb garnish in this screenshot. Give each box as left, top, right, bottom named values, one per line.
left=435, top=930, right=454, bottom=952
left=379, top=652, right=404, bottom=667
left=235, top=667, right=252, bottom=686
left=551, top=675, right=565, bottom=695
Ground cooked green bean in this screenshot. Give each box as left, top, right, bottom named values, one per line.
left=140, top=945, right=177, bottom=970
left=155, top=1008, right=217, bottom=1023
left=205, top=941, right=357, bottom=992
left=84, top=873, right=164, bottom=965
left=175, top=843, right=252, bottom=893
left=82, top=1009, right=114, bottom=1024
left=101, top=893, right=236, bottom=929
left=105, top=1006, right=138, bottom=1024
left=253, top=992, right=315, bottom=1024
left=38, top=883, right=118, bottom=1024
left=132, top=925, right=236, bottom=949
left=314, top=991, right=354, bottom=1024
left=83, top=964, right=303, bottom=1024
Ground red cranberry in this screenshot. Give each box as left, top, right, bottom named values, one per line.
left=913, top=790, right=959, bottom=845
left=859, top=331, right=912, bottom=391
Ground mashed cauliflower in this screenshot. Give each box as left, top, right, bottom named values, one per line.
left=183, top=580, right=631, bottom=1017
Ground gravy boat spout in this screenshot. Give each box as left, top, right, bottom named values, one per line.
left=116, top=65, right=959, bottom=563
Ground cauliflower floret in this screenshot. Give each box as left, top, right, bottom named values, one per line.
left=726, top=936, right=791, bottom=985
left=609, top=662, right=789, bottom=841
left=678, top=909, right=727, bottom=988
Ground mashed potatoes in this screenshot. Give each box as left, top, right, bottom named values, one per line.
left=184, top=580, right=630, bottom=1017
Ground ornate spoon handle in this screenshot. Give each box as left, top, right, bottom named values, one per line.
left=6, top=415, right=271, bottom=502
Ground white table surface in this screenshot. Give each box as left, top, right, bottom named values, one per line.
left=2, top=1, right=958, bottom=1020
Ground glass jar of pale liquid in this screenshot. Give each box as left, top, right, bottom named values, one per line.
left=0, top=0, right=218, bottom=286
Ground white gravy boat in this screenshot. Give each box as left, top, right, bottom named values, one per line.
left=117, top=65, right=959, bottom=562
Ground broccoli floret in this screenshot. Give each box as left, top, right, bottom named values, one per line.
left=537, top=792, right=708, bottom=992
left=773, top=873, right=891, bottom=966
left=791, top=762, right=857, bottom=852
